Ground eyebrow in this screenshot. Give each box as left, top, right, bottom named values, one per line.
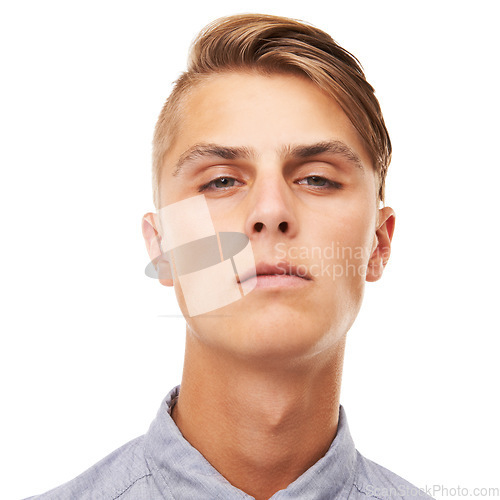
left=171, top=140, right=364, bottom=177
left=280, top=141, right=364, bottom=171
left=172, top=144, right=254, bottom=176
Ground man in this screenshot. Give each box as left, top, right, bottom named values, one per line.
left=27, top=13, right=432, bottom=500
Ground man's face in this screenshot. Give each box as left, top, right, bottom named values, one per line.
left=153, top=71, right=392, bottom=361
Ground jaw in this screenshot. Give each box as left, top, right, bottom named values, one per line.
left=183, top=282, right=354, bottom=366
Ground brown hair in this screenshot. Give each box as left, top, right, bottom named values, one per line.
left=152, top=14, right=391, bottom=206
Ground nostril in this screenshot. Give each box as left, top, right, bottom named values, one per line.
left=254, top=222, right=264, bottom=232
left=278, top=221, right=288, bottom=233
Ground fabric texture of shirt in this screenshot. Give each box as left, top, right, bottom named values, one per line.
left=25, top=385, right=434, bottom=500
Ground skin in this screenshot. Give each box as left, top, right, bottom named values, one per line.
left=142, top=71, right=395, bottom=500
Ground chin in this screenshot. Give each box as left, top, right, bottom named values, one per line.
left=190, top=300, right=337, bottom=363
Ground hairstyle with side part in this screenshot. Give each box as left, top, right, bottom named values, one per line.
left=152, top=13, right=391, bottom=207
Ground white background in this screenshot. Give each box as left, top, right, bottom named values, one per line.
left=1, top=1, right=499, bottom=499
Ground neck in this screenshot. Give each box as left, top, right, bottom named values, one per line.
left=171, top=328, right=346, bottom=500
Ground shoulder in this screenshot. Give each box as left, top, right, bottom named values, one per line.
left=24, top=435, right=162, bottom=500
left=349, top=451, right=434, bottom=500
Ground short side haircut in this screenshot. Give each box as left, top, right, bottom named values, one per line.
left=152, top=14, right=391, bottom=207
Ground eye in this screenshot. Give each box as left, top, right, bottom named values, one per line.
left=199, top=176, right=241, bottom=192
left=297, top=176, right=342, bottom=189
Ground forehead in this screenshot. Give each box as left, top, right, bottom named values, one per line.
left=164, top=71, right=373, bottom=174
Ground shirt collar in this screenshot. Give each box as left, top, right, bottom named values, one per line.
left=144, top=385, right=357, bottom=499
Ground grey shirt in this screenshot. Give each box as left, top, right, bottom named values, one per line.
left=26, top=385, right=433, bottom=499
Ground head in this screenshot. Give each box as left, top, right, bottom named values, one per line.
left=152, top=14, right=392, bottom=208
left=143, top=14, right=395, bottom=364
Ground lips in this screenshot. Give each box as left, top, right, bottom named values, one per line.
left=237, top=261, right=312, bottom=284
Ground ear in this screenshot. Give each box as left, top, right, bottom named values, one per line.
left=142, top=212, right=173, bottom=287
left=366, top=206, right=396, bottom=282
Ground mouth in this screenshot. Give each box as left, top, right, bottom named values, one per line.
left=237, top=261, right=312, bottom=288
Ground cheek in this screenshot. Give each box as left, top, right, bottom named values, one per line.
left=320, top=201, right=375, bottom=262
left=158, top=182, right=186, bottom=208
left=304, top=202, right=375, bottom=294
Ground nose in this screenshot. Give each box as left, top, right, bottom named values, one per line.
left=244, top=174, right=298, bottom=239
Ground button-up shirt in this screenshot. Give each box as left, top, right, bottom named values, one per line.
left=25, top=385, right=433, bottom=499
